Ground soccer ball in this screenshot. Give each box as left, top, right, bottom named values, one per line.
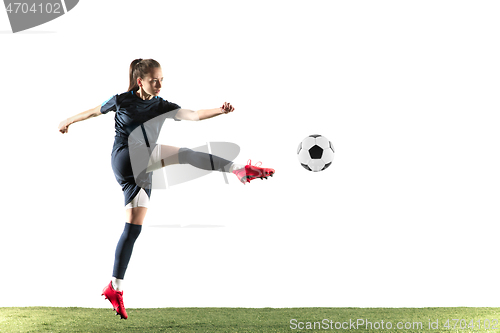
left=297, top=134, right=334, bottom=172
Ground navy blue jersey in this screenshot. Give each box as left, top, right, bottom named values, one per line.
left=101, top=91, right=181, bottom=146
left=101, top=91, right=182, bottom=206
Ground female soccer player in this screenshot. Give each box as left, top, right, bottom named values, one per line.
left=58, top=59, right=274, bottom=319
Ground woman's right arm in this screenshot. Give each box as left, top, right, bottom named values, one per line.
left=58, top=104, right=102, bottom=134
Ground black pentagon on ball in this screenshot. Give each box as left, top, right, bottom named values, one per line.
left=297, top=142, right=302, bottom=154
left=329, top=141, right=334, bottom=152
left=309, top=145, right=323, bottom=159
left=309, top=134, right=322, bottom=138
left=321, top=162, right=332, bottom=171
left=301, top=163, right=312, bottom=171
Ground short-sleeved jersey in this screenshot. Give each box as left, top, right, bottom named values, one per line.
left=101, top=91, right=181, bottom=148
left=101, top=91, right=182, bottom=206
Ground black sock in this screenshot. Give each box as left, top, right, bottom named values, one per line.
left=178, top=147, right=233, bottom=172
left=113, top=223, right=142, bottom=279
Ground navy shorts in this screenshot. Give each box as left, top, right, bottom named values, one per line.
left=111, top=142, right=152, bottom=206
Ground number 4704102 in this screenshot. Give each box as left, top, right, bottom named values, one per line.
left=443, top=319, right=498, bottom=330
left=5, top=2, right=62, bottom=14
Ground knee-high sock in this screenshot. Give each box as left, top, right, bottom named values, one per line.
left=113, top=223, right=142, bottom=279
left=178, top=147, right=234, bottom=172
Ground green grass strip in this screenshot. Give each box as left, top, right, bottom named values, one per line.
left=1, top=307, right=500, bottom=332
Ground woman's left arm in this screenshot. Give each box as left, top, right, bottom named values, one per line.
left=175, top=102, right=235, bottom=121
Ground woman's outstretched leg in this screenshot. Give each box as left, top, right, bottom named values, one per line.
left=147, top=144, right=275, bottom=184
left=147, top=144, right=239, bottom=172
left=176, top=147, right=275, bottom=183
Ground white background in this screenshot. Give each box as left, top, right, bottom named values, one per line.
left=0, top=0, right=499, bottom=308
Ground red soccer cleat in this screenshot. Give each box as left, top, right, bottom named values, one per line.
left=232, top=159, right=275, bottom=184
left=102, top=281, right=128, bottom=319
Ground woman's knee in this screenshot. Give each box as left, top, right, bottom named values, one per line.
left=160, top=145, right=181, bottom=166
left=177, top=147, right=191, bottom=164
left=125, top=207, right=148, bottom=225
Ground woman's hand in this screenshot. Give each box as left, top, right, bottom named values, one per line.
left=221, top=102, right=235, bottom=114
left=58, top=119, right=72, bottom=134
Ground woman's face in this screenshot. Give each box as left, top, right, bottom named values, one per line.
left=139, top=67, right=163, bottom=97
